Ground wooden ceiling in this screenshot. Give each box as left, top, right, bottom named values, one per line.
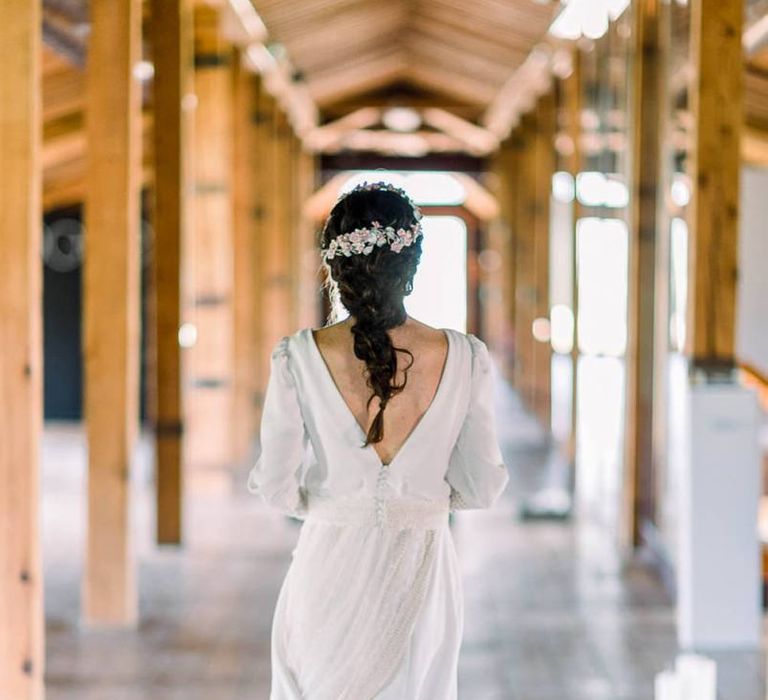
left=251, top=0, right=559, bottom=118
left=37, top=0, right=768, bottom=211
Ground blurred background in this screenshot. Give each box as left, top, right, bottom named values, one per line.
left=2, top=0, right=768, bottom=698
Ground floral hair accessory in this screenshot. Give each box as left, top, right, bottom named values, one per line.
left=322, top=220, right=422, bottom=261
left=320, top=180, right=424, bottom=262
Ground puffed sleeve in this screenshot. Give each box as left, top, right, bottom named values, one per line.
left=247, top=336, right=309, bottom=518
left=445, top=334, right=510, bottom=511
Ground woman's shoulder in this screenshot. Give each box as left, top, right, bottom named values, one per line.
left=304, top=322, right=349, bottom=360
left=270, top=327, right=313, bottom=362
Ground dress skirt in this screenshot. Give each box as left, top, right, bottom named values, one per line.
left=268, top=497, right=463, bottom=700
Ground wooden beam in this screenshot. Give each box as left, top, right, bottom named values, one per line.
left=278, top=110, right=298, bottom=333
left=485, top=140, right=517, bottom=373
left=0, top=0, right=44, bottom=696
left=294, top=140, right=318, bottom=330
left=686, top=0, right=744, bottom=366
left=186, top=6, right=236, bottom=473
left=42, top=65, right=84, bottom=122
left=742, top=124, right=768, bottom=167
left=260, top=102, right=297, bottom=363
left=421, top=107, right=499, bottom=155
left=82, top=0, right=142, bottom=625
left=231, top=58, right=259, bottom=465
left=623, top=0, right=663, bottom=549
left=150, top=0, right=192, bottom=544
left=513, top=116, right=536, bottom=407
left=205, top=0, right=267, bottom=45
left=303, top=107, right=382, bottom=152
left=254, top=86, right=276, bottom=413
left=531, top=90, right=555, bottom=428
left=482, top=46, right=557, bottom=139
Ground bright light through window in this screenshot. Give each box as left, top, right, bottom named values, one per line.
left=549, top=0, right=630, bottom=40
left=670, top=217, right=688, bottom=352
left=551, top=303, right=574, bottom=354
left=576, top=171, right=628, bottom=209
left=670, top=174, right=691, bottom=208
left=576, top=217, right=628, bottom=356
left=406, top=216, right=468, bottom=333
left=552, top=171, right=575, bottom=203
left=339, top=171, right=466, bottom=207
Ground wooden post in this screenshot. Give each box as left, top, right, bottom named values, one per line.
left=150, top=0, right=191, bottom=544
left=532, top=91, right=555, bottom=429
left=623, top=0, right=664, bottom=548
left=232, top=57, right=259, bottom=464
left=295, top=142, right=320, bottom=330
left=0, top=0, right=44, bottom=695
left=514, top=116, right=536, bottom=409
left=261, top=106, right=296, bottom=358
left=253, top=84, right=273, bottom=419
left=686, top=0, right=743, bottom=367
left=82, top=0, right=142, bottom=625
left=488, top=138, right=518, bottom=379
left=279, top=111, right=298, bottom=333
left=186, top=6, right=235, bottom=473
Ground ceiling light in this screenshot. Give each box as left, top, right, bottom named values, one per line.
left=582, top=0, right=609, bottom=39
left=548, top=0, right=628, bottom=41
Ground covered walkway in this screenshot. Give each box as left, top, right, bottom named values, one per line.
left=3, top=0, right=768, bottom=698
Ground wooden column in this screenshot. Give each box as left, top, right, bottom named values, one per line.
left=232, top=59, right=259, bottom=464
left=151, top=0, right=191, bottom=544
left=295, top=142, right=320, bottom=330
left=489, top=139, right=518, bottom=379
left=504, top=136, right=524, bottom=385
left=623, top=0, right=664, bottom=548
left=280, top=112, right=298, bottom=332
left=0, top=0, right=44, bottom=695
left=261, top=106, right=296, bottom=358
left=253, top=85, right=274, bottom=418
left=186, top=7, right=235, bottom=473
left=83, top=0, right=142, bottom=625
left=514, top=117, right=536, bottom=409
left=686, top=0, right=743, bottom=367
left=532, top=91, right=555, bottom=428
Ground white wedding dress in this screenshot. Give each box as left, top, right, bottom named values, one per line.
left=247, top=326, right=509, bottom=700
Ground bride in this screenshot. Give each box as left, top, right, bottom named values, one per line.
left=248, top=180, right=509, bottom=699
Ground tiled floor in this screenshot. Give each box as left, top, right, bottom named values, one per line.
left=42, top=378, right=767, bottom=699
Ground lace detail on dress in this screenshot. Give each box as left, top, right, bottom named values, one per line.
left=284, top=495, right=446, bottom=700
left=352, top=529, right=438, bottom=700
left=449, top=486, right=470, bottom=512
left=306, top=494, right=450, bottom=529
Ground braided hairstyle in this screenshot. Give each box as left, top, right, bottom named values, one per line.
left=320, top=185, right=423, bottom=447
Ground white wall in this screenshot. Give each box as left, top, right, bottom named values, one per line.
left=737, top=166, right=768, bottom=376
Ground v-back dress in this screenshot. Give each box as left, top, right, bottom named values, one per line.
left=247, top=326, right=509, bottom=700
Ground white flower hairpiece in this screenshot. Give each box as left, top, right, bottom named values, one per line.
left=323, top=220, right=422, bottom=260
left=320, top=180, right=424, bottom=262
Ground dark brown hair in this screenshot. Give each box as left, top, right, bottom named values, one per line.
left=320, top=186, right=423, bottom=447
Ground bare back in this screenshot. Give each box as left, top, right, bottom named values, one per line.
left=311, top=316, right=450, bottom=466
